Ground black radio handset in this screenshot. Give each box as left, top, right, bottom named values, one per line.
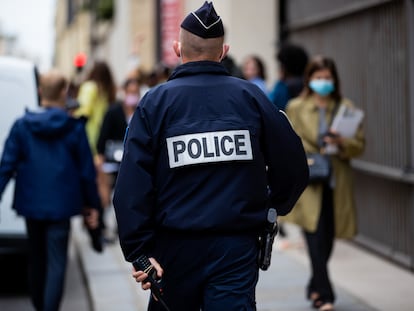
left=132, top=255, right=171, bottom=311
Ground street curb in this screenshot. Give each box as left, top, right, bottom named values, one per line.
left=72, top=218, right=148, bottom=311
left=74, top=241, right=95, bottom=311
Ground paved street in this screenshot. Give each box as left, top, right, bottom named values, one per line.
left=72, top=216, right=414, bottom=311
left=2, top=216, right=413, bottom=311
left=0, top=234, right=90, bottom=311
left=256, top=227, right=376, bottom=311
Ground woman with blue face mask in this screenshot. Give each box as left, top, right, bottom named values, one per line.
left=281, top=56, right=365, bottom=311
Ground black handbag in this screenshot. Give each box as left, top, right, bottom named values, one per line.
left=306, top=102, right=341, bottom=184
left=307, top=153, right=331, bottom=184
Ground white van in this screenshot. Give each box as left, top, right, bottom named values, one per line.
left=0, top=56, right=40, bottom=254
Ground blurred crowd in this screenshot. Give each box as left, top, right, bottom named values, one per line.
left=0, top=34, right=365, bottom=310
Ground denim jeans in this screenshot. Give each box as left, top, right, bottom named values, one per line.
left=25, top=218, right=70, bottom=311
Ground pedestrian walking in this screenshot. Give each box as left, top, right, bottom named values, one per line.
left=282, top=56, right=365, bottom=311
left=113, top=2, right=309, bottom=310
left=242, top=54, right=268, bottom=94
left=268, top=43, right=309, bottom=244
left=0, top=69, right=101, bottom=311
left=75, top=60, right=117, bottom=243
left=75, top=61, right=117, bottom=155
left=97, top=77, right=141, bottom=181
left=96, top=77, right=142, bottom=241
left=269, top=43, right=309, bottom=111
left=75, top=60, right=117, bottom=208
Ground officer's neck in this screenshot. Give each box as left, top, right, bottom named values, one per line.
left=181, top=55, right=221, bottom=64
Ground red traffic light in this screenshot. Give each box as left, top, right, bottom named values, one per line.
left=73, top=52, right=87, bottom=68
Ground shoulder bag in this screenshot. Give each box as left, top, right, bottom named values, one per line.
left=307, top=102, right=340, bottom=184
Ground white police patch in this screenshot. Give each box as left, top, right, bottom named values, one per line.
left=166, top=130, right=253, bottom=168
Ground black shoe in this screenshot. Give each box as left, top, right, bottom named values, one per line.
left=88, top=227, right=104, bottom=253
left=312, top=297, right=334, bottom=311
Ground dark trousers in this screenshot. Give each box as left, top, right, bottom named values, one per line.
left=148, top=233, right=259, bottom=311
left=25, top=219, right=70, bottom=311
left=303, top=185, right=335, bottom=303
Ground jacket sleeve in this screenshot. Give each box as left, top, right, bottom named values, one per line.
left=0, top=122, right=21, bottom=201
left=112, top=103, right=156, bottom=262
left=258, top=96, right=309, bottom=216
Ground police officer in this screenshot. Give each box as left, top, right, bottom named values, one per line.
left=113, top=2, right=308, bottom=310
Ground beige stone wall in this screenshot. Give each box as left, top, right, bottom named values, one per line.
left=91, top=0, right=158, bottom=85
left=184, top=0, right=278, bottom=88
left=54, top=0, right=92, bottom=80
left=54, top=0, right=279, bottom=88
left=130, top=0, right=157, bottom=72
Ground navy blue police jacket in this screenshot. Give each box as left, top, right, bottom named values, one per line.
left=113, top=61, right=308, bottom=262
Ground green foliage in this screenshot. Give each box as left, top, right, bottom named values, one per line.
left=96, top=0, right=114, bottom=21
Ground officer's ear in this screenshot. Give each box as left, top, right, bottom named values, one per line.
left=219, top=44, right=230, bottom=62
left=173, top=41, right=181, bottom=58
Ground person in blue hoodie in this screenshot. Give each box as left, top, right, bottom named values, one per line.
left=268, top=43, right=309, bottom=111
left=113, top=2, right=309, bottom=311
left=0, top=69, right=101, bottom=311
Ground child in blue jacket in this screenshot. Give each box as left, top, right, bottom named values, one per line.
left=0, top=69, right=101, bottom=311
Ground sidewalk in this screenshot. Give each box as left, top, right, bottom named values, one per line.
left=259, top=224, right=414, bottom=311
left=73, top=219, right=414, bottom=311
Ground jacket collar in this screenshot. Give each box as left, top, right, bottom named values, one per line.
left=168, top=61, right=230, bottom=80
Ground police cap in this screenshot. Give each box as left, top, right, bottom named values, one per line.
left=181, top=1, right=224, bottom=38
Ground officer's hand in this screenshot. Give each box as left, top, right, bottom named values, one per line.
left=132, top=257, right=163, bottom=291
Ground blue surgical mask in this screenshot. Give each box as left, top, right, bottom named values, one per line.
left=309, top=79, right=335, bottom=96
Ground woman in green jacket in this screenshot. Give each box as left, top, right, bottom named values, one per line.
left=283, top=56, right=365, bottom=311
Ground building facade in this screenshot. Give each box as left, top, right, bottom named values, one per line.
left=54, top=0, right=414, bottom=271
left=54, top=0, right=278, bottom=87
left=280, top=0, right=414, bottom=271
